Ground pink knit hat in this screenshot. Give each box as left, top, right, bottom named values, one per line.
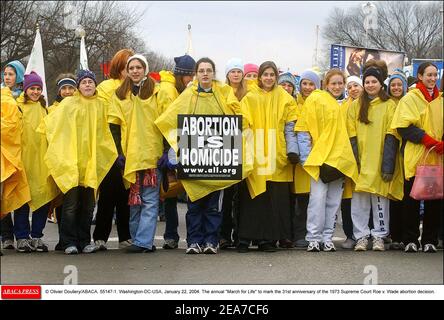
left=244, top=63, right=259, bottom=76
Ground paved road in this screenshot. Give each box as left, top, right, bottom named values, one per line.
left=1, top=202, right=442, bottom=285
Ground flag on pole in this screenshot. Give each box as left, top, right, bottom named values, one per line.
left=25, top=26, right=48, bottom=106
left=80, top=36, right=89, bottom=70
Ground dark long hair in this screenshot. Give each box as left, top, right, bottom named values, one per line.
left=116, top=58, right=155, bottom=100
left=359, top=79, right=390, bottom=124
left=258, top=61, right=278, bottom=90
left=174, top=74, right=188, bottom=94
left=24, top=93, right=47, bottom=108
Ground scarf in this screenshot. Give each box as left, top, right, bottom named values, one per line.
left=128, top=169, right=158, bottom=206
left=416, top=81, right=439, bottom=102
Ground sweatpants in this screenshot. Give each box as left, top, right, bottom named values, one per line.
left=351, top=192, right=389, bottom=240
left=306, top=178, right=344, bottom=243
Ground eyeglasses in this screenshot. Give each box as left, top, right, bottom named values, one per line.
left=197, top=69, right=214, bottom=75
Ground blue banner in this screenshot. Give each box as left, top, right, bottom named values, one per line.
left=330, top=45, right=345, bottom=71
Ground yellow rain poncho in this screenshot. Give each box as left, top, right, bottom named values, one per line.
left=347, top=98, right=403, bottom=200
left=16, top=93, right=59, bottom=210
left=1, top=87, right=31, bottom=216
left=97, top=78, right=122, bottom=104
left=157, top=71, right=179, bottom=115
left=47, top=100, right=59, bottom=114
left=155, top=80, right=252, bottom=202
left=241, top=83, right=298, bottom=199
left=40, top=91, right=117, bottom=194
left=391, top=89, right=443, bottom=180
left=108, top=88, right=164, bottom=185
left=292, top=93, right=311, bottom=194
left=295, top=89, right=358, bottom=183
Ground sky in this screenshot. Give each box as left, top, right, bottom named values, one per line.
left=127, top=1, right=359, bottom=79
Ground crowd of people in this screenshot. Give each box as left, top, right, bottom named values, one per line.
left=1, top=50, right=443, bottom=256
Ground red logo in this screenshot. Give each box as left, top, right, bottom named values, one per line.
left=1, top=286, right=41, bottom=300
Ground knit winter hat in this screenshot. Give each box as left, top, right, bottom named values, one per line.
left=300, top=69, right=321, bottom=89
left=3, top=60, right=25, bottom=84
left=278, top=72, right=296, bottom=89
left=243, top=63, right=259, bottom=76
left=225, top=58, right=244, bottom=76
left=346, top=75, right=363, bottom=88
left=363, top=67, right=384, bottom=86
left=76, top=69, right=97, bottom=87
left=23, top=71, right=43, bottom=92
left=127, top=54, right=149, bottom=76
left=57, top=77, right=77, bottom=94
left=174, top=55, right=196, bottom=76
left=387, top=73, right=407, bottom=96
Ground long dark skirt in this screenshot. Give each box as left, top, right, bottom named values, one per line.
left=238, top=180, right=291, bottom=241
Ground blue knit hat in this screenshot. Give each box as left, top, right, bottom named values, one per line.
left=174, top=55, right=196, bottom=76
left=278, top=72, right=296, bottom=89
left=76, top=69, right=97, bottom=87
left=387, top=73, right=407, bottom=96
left=300, top=70, right=321, bottom=90
left=2, top=60, right=25, bottom=84
left=57, top=77, right=77, bottom=94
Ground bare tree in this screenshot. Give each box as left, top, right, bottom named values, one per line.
left=322, top=1, right=443, bottom=62
left=1, top=1, right=173, bottom=102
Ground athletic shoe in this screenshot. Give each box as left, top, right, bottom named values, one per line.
left=163, top=239, right=179, bottom=250
left=404, top=242, right=418, bottom=253
left=16, top=239, right=34, bottom=253
left=31, top=238, right=49, bottom=252
left=186, top=243, right=202, bottom=254
left=423, top=244, right=437, bottom=253
left=294, top=239, right=309, bottom=248
left=354, top=237, right=368, bottom=251
left=278, top=239, right=294, bottom=249
left=307, top=241, right=320, bottom=252
left=341, top=238, right=356, bottom=250
left=258, top=243, right=277, bottom=252
left=203, top=243, right=218, bottom=254
left=82, top=244, right=98, bottom=254
left=437, top=239, right=443, bottom=250
left=323, top=242, right=336, bottom=252
left=219, top=238, right=233, bottom=250
left=2, top=239, right=15, bottom=250
left=118, top=240, right=133, bottom=249
left=389, top=242, right=404, bottom=250
left=64, top=246, right=79, bottom=255
left=94, top=240, right=107, bottom=251
left=372, top=237, right=385, bottom=251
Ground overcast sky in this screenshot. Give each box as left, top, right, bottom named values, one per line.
left=127, top=1, right=359, bottom=78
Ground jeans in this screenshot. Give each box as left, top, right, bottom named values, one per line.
left=163, top=197, right=179, bottom=242
left=60, top=187, right=95, bottom=250
left=13, top=203, right=50, bottom=240
left=1, top=213, right=15, bottom=241
left=93, top=164, right=130, bottom=242
left=129, top=170, right=160, bottom=250
left=186, top=190, right=223, bottom=247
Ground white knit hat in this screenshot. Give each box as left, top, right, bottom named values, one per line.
left=225, top=58, right=244, bottom=76
left=346, top=75, right=363, bottom=88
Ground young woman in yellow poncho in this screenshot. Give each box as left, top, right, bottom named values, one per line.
left=13, top=72, right=58, bottom=253
left=289, top=69, right=321, bottom=249
left=218, top=57, right=249, bottom=250
left=156, top=54, right=196, bottom=250
left=108, top=54, right=163, bottom=253
left=347, top=66, right=403, bottom=252
left=93, top=48, right=134, bottom=251
left=296, top=68, right=358, bottom=252
left=236, top=61, right=299, bottom=253
left=1, top=60, right=29, bottom=253
left=155, top=57, right=246, bottom=255
left=385, top=71, right=409, bottom=251
left=391, top=62, right=443, bottom=253
left=339, top=75, right=363, bottom=250
left=42, top=70, right=117, bottom=254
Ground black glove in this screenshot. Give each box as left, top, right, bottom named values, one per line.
left=287, top=153, right=300, bottom=164
left=319, top=164, right=344, bottom=184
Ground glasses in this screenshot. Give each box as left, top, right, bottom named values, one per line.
left=197, top=69, right=214, bottom=75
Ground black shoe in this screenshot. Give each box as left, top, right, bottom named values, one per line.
left=258, top=243, right=277, bottom=252
left=144, top=245, right=156, bottom=253
left=219, top=239, right=233, bottom=250
left=55, top=243, right=63, bottom=251
left=126, top=244, right=148, bottom=253
left=237, top=243, right=249, bottom=253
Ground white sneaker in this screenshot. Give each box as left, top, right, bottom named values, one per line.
left=372, top=237, right=385, bottom=251
left=186, top=243, right=202, bottom=254
left=64, top=246, right=79, bottom=255
left=341, top=238, right=356, bottom=250
left=307, top=241, right=320, bottom=252
left=404, top=242, right=418, bottom=253
left=94, top=240, right=107, bottom=251
left=119, top=240, right=133, bottom=249
left=354, top=237, right=369, bottom=251
left=82, top=244, right=98, bottom=254
left=323, top=242, right=336, bottom=252
left=423, top=244, right=437, bottom=253
left=203, top=243, right=218, bottom=254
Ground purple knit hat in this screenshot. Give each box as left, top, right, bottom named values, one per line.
left=23, top=71, right=43, bottom=92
